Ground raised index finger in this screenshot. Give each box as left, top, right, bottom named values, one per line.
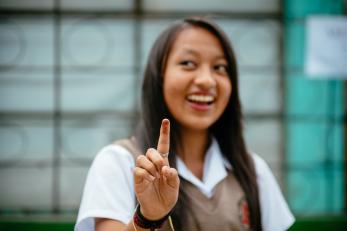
left=157, top=119, right=170, bottom=164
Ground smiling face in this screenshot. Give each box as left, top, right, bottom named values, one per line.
left=163, top=26, right=232, bottom=132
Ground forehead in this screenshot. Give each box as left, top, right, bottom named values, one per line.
left=169, top=26, right=225, bottom=57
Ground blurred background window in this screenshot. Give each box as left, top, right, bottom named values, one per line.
left=0, top=0, right=346, bottom=229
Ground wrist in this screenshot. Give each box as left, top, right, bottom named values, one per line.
left=140, top=207, right=167, bottom=221
left=133, top=204, right=171, bottom=230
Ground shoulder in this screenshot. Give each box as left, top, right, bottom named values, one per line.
left=249, top=153, right=295, bottom=231
left=84, top=143, right=137, bottom=187
left=91, top=144, right=136, bottom=170
left=249, top=152, right=272, bottom=178
left=249, top=152, right=282, bottom=198
left=85, top=143, right=137, bottom=183
left=75, top=144, right=137, bottom=230
left=249, top=152, right=278, bottom=193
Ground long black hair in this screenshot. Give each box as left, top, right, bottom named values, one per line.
left=135, top=16, right=262, bottom=231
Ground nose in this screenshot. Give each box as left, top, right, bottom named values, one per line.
left=194, top=65, right=216, bottom=89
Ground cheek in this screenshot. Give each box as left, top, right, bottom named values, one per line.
left=163, top=73, right=187, bottom=98
left=227, top=83, right=232, bottom=100
left=163, top=77, right=181, bottom=109
left=220, top=79, right=232, bottom=102
left=164, top=84, right=183, bottom=107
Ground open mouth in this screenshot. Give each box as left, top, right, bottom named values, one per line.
left=186, top=94, right=215, bottom=105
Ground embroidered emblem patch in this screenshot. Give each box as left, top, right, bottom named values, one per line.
left=238, top=196, right=251, bottom=230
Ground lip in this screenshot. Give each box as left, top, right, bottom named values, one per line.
left=186, top=92, right=215, bottom=111
left=187, top=91, right=216, bottom=97
left=186, top=92, right=216, bottom=101
left=187, top=101, right=213, bottom=111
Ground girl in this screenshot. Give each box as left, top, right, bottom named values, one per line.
left=76, top=17, right=294, bottom=231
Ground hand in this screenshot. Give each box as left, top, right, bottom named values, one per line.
left=133, top=119, right=180, bottom=220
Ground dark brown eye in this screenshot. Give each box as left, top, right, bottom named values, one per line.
left=179, top=60, right=196, bottom=69
left=214, top=64, right=228, bottom=74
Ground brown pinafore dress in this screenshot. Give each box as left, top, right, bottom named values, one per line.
left=114, top=139, right=251, bottom=231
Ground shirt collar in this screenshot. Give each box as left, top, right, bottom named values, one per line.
left=176, top=137, right=232, bottom=198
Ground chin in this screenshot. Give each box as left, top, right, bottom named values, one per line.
left=181, top=117, right=217, bottom=131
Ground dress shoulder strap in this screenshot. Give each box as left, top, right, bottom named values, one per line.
left=113, top=136, right=142, bottom=159
left=113, top=137, right=141, bottom=205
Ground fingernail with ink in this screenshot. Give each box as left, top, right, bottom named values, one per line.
left=163, top=119, right=169, bottom=126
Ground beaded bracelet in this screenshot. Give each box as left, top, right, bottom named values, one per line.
left=132, top=204, right=175, bottom=231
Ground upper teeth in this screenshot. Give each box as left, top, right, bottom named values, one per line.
left=187, top=95, right=215, bottom=103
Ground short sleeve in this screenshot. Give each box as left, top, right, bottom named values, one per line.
left=252, top=153, right=295, bottom=231
left=75, top=144, right=136, bottom=231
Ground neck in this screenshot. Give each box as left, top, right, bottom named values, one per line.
left=178, top=128, right=209, bottom=166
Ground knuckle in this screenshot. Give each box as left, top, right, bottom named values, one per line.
left=136, top=155, right=148, bottom=166
left=136, top=155, right=143, bottom=165
left=154, top=158, right=164, bottom=167
left=133, top=167, right=140, bottom=175
left=148, top=163, right=156, bottom=172
left=145, top=148, right=155, bottom=157
left=137, top=169, right=146, bottom=177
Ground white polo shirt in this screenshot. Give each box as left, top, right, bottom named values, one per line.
left=75, top=139, right=295, bottom=231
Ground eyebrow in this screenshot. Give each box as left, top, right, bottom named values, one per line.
left=178, top=49, right=226, bottom=60
left=179, top=49, right=199, bottom=56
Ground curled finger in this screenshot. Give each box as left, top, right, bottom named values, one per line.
left=134, top=166, right=155, bottom=184
left=161, top=166, right=180, bottom=189
left=146, top=148, right=165, bottom=173
left=136, top=155, right=160, bottom=178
